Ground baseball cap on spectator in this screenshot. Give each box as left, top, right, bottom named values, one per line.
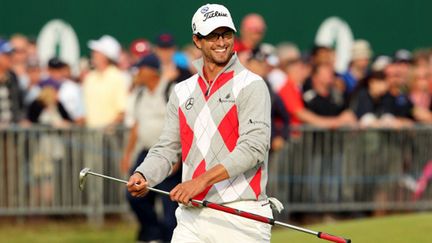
left=88, top=35, right=121, bottom=62
left=0, top=39, right=14, bottom=55
left=134, top=53, right=160, bottom=71
left=48, top=57, right=67, bottom=69
left=155, top=33, right=175, bottom=48
left=393, top=49, right=413, bottom=63
left=372, top=55, right=393, bottom=72
left=130, top=39, right=152, bottom=58
left=351, top=39, right=372, bottom=60
left=39, top=78, right=61, bottom=90
left=250, top=43, right=279, bottom=66
left=192, top=4, right=237, bottom=36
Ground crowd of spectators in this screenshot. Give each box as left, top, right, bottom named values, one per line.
left=2, top=13, right=432, bottom=152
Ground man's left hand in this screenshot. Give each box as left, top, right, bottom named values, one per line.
left=170, top=178, right=208, bottom=205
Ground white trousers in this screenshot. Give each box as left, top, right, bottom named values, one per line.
left=171, top=200, right=273, bottom=243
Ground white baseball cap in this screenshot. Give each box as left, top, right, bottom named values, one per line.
left=192, top=4, right=237, bottom=36
left=88, top=35, right=121, bottom=62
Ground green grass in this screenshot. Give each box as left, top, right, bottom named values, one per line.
left=272, top=212, right=432, bottom=243
left=0, top=213, right=431, bottom=242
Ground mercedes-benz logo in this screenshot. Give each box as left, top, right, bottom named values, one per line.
left=185, top=98, right=194, bottom=110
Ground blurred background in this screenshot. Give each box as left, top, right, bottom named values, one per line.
left=1, top=0, right=432, bottom=242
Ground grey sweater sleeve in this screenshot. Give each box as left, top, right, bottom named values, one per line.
left=135, top=90, right=181, bottom=187
left=220, top=78, right=271, bottom=177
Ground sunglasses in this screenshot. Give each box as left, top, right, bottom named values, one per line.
left=198, top=30, right=234, bottom=42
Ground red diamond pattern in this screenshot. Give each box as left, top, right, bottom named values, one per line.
left=217, top=105, right=239, bottom=152
left=249, top=167, right=262, bottom=199
left=192, top=159, right=212, bottom=200
left=179, top=109, right=194, bottom=162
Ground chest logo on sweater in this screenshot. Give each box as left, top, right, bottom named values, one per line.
left=248, top=119, right=270, bottom=128
left=185, top=98, right=194, bottom=110
left=218, top=93, right=235, bottom=103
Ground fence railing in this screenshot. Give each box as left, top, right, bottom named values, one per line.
left=268, top=126, right=432, bottom=218
left=0, top=127, right=129, bottom=224
left=1, top=126, right=432, bottom=223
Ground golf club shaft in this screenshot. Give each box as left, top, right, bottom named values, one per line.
left=85, top=170, right=350, bottom=243
left=86, top=171, right=171, bottom=197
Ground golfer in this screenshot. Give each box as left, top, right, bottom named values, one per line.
left=128, top=3, right=272, bottom=242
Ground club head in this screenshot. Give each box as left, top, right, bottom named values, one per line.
left=79, top=168, right=91, bottom=191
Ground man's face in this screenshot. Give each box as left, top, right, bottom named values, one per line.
left=314, top=64, right=335, bottom=88
left=0, top=54, right=12, bottom=70
left=193, top=27, right=235, bottom=66
left=135, top=66, right=159, bottom=86
left=91, top=51, right=110, bottom=70
left=155, top=47, right=176, bottom=65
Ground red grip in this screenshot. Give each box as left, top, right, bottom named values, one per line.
left=318, top=232, right=351, bottom=243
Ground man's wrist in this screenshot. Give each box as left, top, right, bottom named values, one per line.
left=134, top=171, right=146, bottom=181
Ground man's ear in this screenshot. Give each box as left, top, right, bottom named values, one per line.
left=192, top=35, right=202, bottom=50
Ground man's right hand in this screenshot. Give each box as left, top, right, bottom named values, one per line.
left=127, top=172, right=149, bottom=197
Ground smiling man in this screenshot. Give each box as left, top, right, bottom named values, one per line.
left=127, top=3, right=273, bottom=242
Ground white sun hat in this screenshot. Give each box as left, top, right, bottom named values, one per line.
left=192, top=4, right=237, bottom=36
left=88, top=35, right=121, bottom=62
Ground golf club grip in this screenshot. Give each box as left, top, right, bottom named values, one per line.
left=202, top=200, right=274, bottom=225
left=318, top=232, right=351, bottom=243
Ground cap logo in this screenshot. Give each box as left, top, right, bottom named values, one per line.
left=203, top=11, right=228, bottom=22
left=192, top=23, right=196, bottom=31
left=200, top=6, right=209, bottom=14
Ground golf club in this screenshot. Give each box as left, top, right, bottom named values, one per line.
left=79, top=168, right=351, bottom=243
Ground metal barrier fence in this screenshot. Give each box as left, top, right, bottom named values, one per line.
left=268, top=126, right=432, bottom=217
left=0, top=127, right=129, bottom=224
left=1, top=126, right=432, bottom=223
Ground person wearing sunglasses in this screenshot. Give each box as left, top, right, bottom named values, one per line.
left=128, top=3, right=273, bottom=242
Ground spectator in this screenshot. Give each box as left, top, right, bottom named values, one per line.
left=27, top=86, right=72, bottom=127
left=409, top=63, right=431, bottom=109
left=27, top=85, right=70, bottom=207
left=121, top=54, right=181, bottom=243
left=182, top=43, right=202, bottom=74
left=378, top=61, right=415, bottom=127
left=82, top=35, right=128, bottom=128
left=371, top=55, right=393, bottom=72
left=154, top=33, right=191, bottom=85
left=349, top=72, right=393, bottom=127
left=10, top=34, right=30, bottom=90
left=24, top=58, right=42, bottom=105
left=341, top=40, right=373, bottom=95
left=234, top=13, right=266, bottom=64
left=59, top=61, right=86, bottom=124
left=36, top=57, right=85, bottom=125
left=268, top=42, right=300, bottom=93
left=246, top=43, right=289, bottom=152
left=303, top=63, right=356, bottom=121
left=310, top=45, right=335, bottom=67
left=129, top=38, right=152, bottom=63
left=393, top=49, right=414, bottom=89
left=27, top=36, right=38, bottom=61
left=279, top=58, right=354, bottom=128
left=118, top=49, right=134, bottom=90
left=302, top=45, right=336, bottom=92
left=0, top=39, right=25, bottom=127
left=234, top=13, right=266, bottom=52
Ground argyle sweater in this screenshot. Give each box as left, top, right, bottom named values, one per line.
left=136, top=54, right=271, bottom=204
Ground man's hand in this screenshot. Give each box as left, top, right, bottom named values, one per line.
left=127, top=172, right=149, bottom=197
left=170, top=178, right=208, bottom=205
